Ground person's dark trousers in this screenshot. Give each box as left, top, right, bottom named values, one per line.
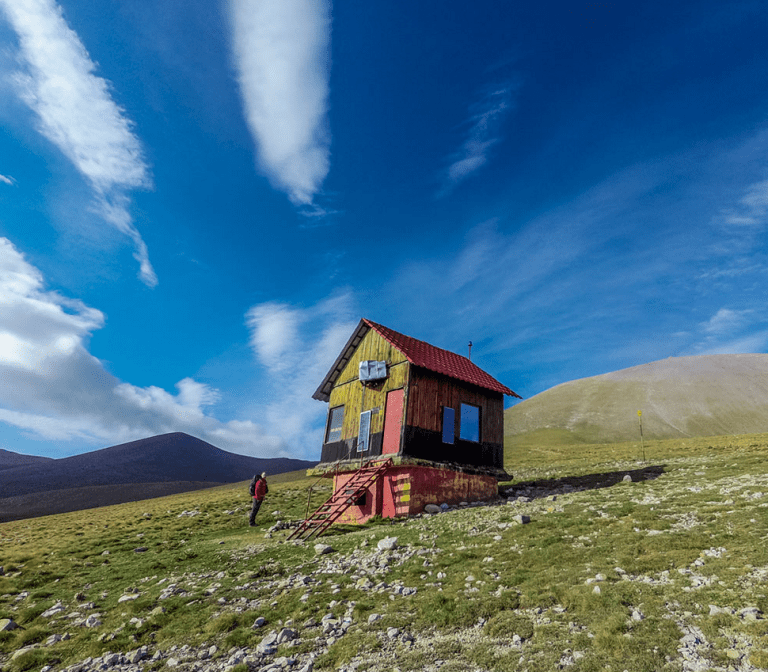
left=249, top=499, right=263, bottom=526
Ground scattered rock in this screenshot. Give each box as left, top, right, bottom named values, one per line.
left=424, top=504, right=441, bottom=514
left=0, top=618, right=19, bottom=631
left=117, top=593, right=140, bottom=603
left=377, top=536, right=398, bottom=551
left=42, top=602, right=65, bottom=618
left=314, top=543, right=333, bottom=555
left=133, top=547, right=148, bottom=553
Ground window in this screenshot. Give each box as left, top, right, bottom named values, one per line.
left=326, top=406, right=344, bottom=443
left=357, top=410, right=372, bottom=453
left=442, top=406, right=455, bottom=444
left=459, top=403, right=480, bottom=442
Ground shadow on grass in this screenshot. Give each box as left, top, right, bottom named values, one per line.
left=505, top=464, right=665, bottom=499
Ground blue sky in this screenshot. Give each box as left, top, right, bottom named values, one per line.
left=1, top=0, right=767, bottom=460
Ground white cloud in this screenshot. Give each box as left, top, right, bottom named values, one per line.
left=245, top=302, right=301, bottom=368
left=227, top=0, right=331, bottom=207
left=440, top=84, right=515, bottom=196
left=701, top=308, right=752, bottom=335
left=0, top=173, right=15, bottom=185
left=0, top=0, right=156, bottom=286
left=0, top=237, right=285, bottom=457
left=717, top=179, right=768, bottom=230
left=245, top=291, right=357, bottom=453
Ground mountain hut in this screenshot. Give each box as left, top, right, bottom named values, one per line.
left=304, top=318, right=521, bottom=527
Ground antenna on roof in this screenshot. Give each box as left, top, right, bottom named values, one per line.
left=468, top=341, right=473, bottom=361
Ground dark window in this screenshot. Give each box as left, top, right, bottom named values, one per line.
left=357, top=410, right=372, bottom=452
left=460, top=403, right=480, bottom=442
left=442, top=406, right=455, bottom=444
left=326, top=406, right=344, bottom=443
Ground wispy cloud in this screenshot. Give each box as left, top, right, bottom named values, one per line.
left=439, top=83, right=516, bottom=196
left=0, top=173, right=15, bottom=185
left=245, top=292, right=357, bottom=455
left=0, top=0, right=156, bottom=286
left=0, top=237, right=284, bottom=456
left=701, top=308, right=752, bottom=335
left=718, top=179, right=768, bottom=229
left=227, top=0, right=331, bottom=208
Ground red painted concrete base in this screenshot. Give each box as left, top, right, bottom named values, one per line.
left=331, top=463, right=499, bottom=525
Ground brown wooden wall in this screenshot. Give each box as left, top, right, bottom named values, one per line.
left=405, top=367, right=504, bottom=446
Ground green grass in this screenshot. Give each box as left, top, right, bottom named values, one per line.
left=3, top=434, right=768, bottom=670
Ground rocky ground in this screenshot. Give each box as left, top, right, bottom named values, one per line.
left=3, top=449, right=768, bottom=671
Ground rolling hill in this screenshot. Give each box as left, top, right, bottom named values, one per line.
left=505, top=353, right=768, bottom=444
left=0, top=432, right=316, bottom=521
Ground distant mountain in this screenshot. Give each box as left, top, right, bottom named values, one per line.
left=505, top=354, right=768, bottom=444
left=0, top=448, right=54, bottom=471
left=0, top=432, right=316, bottom=521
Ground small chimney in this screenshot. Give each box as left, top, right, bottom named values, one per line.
left=468, top=341, right=473, bottom=361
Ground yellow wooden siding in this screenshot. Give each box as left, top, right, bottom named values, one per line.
left=336, top=329, right=408, bottom=385
left=327, top=329, right=409, bottom=440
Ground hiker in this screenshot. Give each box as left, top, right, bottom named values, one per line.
left=249, top=472, right=268, bottom=526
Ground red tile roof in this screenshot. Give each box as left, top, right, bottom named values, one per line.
left=363, top=319, right=520, bottom=397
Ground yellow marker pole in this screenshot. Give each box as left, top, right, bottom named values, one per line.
left=638, top=410, right=645, bottom=462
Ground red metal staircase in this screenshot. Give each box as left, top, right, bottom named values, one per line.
left=288, top=458, right=393, bottom=541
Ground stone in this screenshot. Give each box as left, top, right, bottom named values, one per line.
left=277, top=627, right=297, bottom=643
left=103, top=652, right=121, bottom=665
left=127, top=648, right=146, bottom=664
left=117, top=593, right=140, bottom=603
left=739, top=607, right=761, bottom=621
left=322, top=618, right=340, bottom=634
left=377, top=536, right=398, bottom=551
left=0, top=618, right=18, bottom=632
left=424, top=504, right=441, bottom=514
left=257, top=631, right=279, bottom=655
left=314, top=544, right=333, bottom=555
left=42, top=602, right=65, bottom=618
left=133, top=547, right=148, bottom=553
left=11, top=646, right=36, bottom=660
left=592, top=586, right=601, bottom=595
left=514, top=514, right=531, bottom=525
left=623, top=474, right=633, bottom=482
left=252, top=616, right=267, bottom=629
left=84, top=614, right=102, bottom=628
left=45, top=634, right=62, bottom=645
left=367, top=613, right=381, bottom=624
left=386, top=627, right=400, bottom=639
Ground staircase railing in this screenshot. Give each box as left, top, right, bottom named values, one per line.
left=289, top=458, right=393, bottom=541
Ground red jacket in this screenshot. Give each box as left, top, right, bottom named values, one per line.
left=254, top=478, right=268, bottom=500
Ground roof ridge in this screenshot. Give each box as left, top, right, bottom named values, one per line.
left=362, top=318, right=519, bottom=398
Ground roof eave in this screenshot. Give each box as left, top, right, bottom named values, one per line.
left=312, top=319, right=371, bottom=403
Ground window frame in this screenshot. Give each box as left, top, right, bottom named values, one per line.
left=357, top=409, right=372, bottom=453
left=325, top=405, right=345, bottom=443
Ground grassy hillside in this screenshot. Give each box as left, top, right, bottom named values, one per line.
left=505, top=353, right=768, bottom=444
left=3, top=437, right=768, bottom=670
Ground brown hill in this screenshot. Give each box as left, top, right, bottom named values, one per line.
left=0, top=432, right=315, bottom=522
left=505, top=353, right=768, bottom=444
